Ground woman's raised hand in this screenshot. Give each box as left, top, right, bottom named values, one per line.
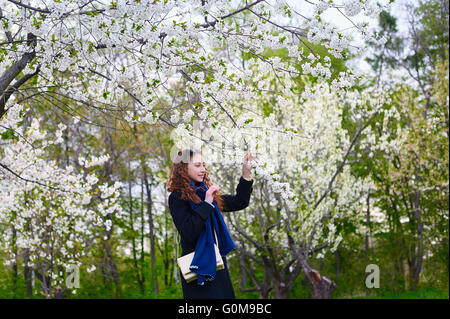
left=242, top=152, right=256, bottom=179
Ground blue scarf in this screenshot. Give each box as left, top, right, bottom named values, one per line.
left=187, top=180, right=236, bottom=285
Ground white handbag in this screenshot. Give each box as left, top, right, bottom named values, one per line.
left=177, top=227, right=224, bottom=283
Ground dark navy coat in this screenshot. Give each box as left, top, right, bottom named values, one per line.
left=168, top=176, right=254, bottom=299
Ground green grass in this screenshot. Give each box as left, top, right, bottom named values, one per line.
left=345, top=286, right=449, bottom=299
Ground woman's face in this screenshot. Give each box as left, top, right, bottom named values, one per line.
left=187, top=153, right=206, bottom=183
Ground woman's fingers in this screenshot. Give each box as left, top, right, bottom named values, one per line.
left=207, top=184, right=220, bottom=195
left=243, top=152, right=255, bottom=168
left=244, top=152, right=255, bottom=162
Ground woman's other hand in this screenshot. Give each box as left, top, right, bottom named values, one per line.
left=205, top=184, right=220, bottom=203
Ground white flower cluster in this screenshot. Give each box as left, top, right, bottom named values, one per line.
left=0, top=103, right=123, bottom=290
left=301, top=55, right=332, bottom=79
left=79, top=154, right=111, bottom=168
left=343, top=0, right=364, bottom=17
left=0, top=0, right=383, bottom=135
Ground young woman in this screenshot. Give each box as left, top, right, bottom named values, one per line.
left=167, top=149, right=255, bottom=299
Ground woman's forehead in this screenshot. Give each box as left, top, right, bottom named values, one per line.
left=191, top=153, right=205, bottom=164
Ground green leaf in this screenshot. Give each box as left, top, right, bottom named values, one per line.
left=1, top=128, right=16, bottom=140
left=88, top=42, right=94, bottom=53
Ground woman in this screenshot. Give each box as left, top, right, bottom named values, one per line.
left=167, top=149, right=255, bottom=299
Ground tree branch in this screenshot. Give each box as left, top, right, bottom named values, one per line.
left=7, top=0, right=51, bottom=14
left=0, top=65, right=40, bottom=112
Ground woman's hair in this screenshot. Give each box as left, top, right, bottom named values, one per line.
left=167, top=149, right=225, bottom=212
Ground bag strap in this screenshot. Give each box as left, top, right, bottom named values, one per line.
left=213, top=223, right=219, bottom=245
left=175, top=232, right=179, bottom=259
left=175, top=231, right=180, bottom=282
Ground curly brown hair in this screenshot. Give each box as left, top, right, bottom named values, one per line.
left=167, top=149, right=225, bottom=212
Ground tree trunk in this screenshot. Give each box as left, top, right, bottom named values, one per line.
left=162, top=211, right=170, bottom=287
left=12, top=228, right=18, bottom=296
left=288, top=234, right=337, bottom=299
left=24, top=266, right=33, bottom=297
left=365, top=189, right=371, bottom=296
left=129, top=177, right=144, bottom=293
left=259, top=286, right=272, bottom=299
left=394, top=252, right=405, bottom=292
left=34, top=264, right=51, bottom=299
left=335, top=249, right=341, bottom=283
left=140, top=182, right=146, bottom=290
left=272, top=262, right=302, bottom=299
left=259, top=267, right=273, bottom=299
left=142, top=166, right=159, bottom=295
left=174, top=232, right=180, bottom=285
left=273, top=281, right=291, bottom=299
left=23, top=250, right=33, bottom=297
left=409, top=188, right=423, bottom=290
left=238, top=253, right=247, bottom=287
left=238, top=251, right=273, bottom=299
left=102, top=240, right=121, bottom=298
left=310, top=269, right=338, bottom=299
